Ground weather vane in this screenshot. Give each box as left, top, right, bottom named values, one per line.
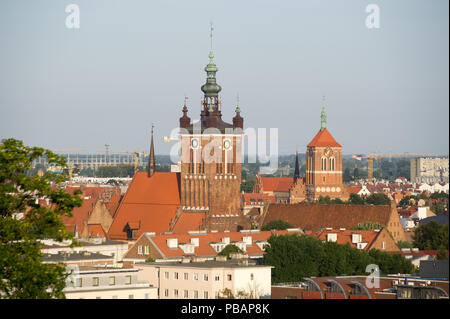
left=210, top=22, right=214, bottom=50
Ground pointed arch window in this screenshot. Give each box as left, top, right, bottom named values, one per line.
left=330, top=157, right=335, bottom=171
left=321, top=157, right=327, bottom=171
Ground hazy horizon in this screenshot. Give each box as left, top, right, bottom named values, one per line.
left=1, top=0, right=448, bottom=157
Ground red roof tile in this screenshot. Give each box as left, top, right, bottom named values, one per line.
left=260, top=177, right=294, bottom=193
left=316, top=229, right=380, bottom=250
left=108, top=172, right=181, bottom=240
left=86, top=224, right=106, bottom=238
left=172, top=213, right=206, bottom=233
left=307, top=128, right=341, bottom=148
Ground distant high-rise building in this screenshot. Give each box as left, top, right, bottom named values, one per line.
left=410, top=157, right=449, bottom=184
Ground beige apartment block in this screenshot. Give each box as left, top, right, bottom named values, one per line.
left=64, top=267, right=157, bottom=299
left=410, top=157, right=449, bottom=184
left=136, top=257, right=273, bottom=299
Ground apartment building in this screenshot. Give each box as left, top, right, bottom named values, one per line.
left=136, top=257, right=273, bottom=299
left=64, top=266, right=157, bottom=299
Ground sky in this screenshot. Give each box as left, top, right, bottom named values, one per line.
left=0, top=0, right=448, bottom=157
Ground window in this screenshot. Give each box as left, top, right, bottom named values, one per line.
left=112, top=295, right=118, bottom=299
left=184, top=273, right=189, bottom=280
left=138, top=245, right=143, bottom=255
left=125, top=275, right=132, bottom=285
left=204, top=291, right=208, bottom=299
left=164, top=289, right=169, bottom=297
left=215, top=275, right=220, bottom=281
left=145, top=293, right=150, bottom=299
left=174, top=289, right=179, bottom=298
left=96, top=296, right=101, bottom=299
left=215, top=291, right=220, bottom=299
left=204, top=274, right=208, bottom=281
left=164, top=272, right=169, bottom=279
left=76, top=278, right=82, bottom=287
left=92, top=277, right=99, bottom=286
left=382, top=242, right=386, bottom=250
left=109, top=276, right=115, bottom=286
left=194, top=273, right=198, bottom=280
left=227, top=274, right=232, bottom=281
left=184, top=290, right=189, bottom=298
left=129, top=294, right=134, bottom=299
left=174, top=272, right=179, bottom=280
left=144, top=245, right=150, bottom=255
left=194, top=290, right=199, bottom=299
left=250, top=273, right=254, bottom=281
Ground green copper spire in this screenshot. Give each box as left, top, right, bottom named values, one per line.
left=201, top=23, right=222, bottom=98
left=235, top=93, right=241, bottom=113
left=320, top=96, right=327, bottom=131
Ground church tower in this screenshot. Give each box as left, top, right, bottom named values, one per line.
left=178, top=25, right=245, bottom=230
left=305, top=98, right=348, bottom=201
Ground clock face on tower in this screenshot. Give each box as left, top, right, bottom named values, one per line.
left=223, top=139, right=232, bottom=151
left=190, top=138, right=199, bottom=149
left=325, top=147, right=332, bottom=157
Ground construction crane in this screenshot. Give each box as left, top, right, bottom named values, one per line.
left=50, top=148, right=86, bottom=186
left=352, top=153, right=441, bottom=182
left=96, top=149, right=148, bottom=172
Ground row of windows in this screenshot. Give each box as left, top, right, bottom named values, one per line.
left=91, top=294, right=151, bottom=299
left=164, top=271, right=230, bottom=282
left=87, top=275, right=132, bottom=287
left=164, top=289, right=213, bottom=299
left=320, top=157, right=336, bottom=171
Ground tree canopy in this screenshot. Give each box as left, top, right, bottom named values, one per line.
left=261, top=220, right=293, bottom=231
left=218, top=244, right=244, bottom=257
left=263, top=234, right=413, bottom=283
left=0, top=138, right=82, bottom=298
left=413, top=221, right=449, bottom=250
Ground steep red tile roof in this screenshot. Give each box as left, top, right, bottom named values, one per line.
left=106, top=194, right=122, bottom=216
left=263, top=204, right=393, bottom=233
left=108, top=171, right=180, bottom=240
left=316, top=229, right=380, bottom=250
left=61, top=198, right=96, bottom=234
left=274, top=179, right=294, bottom=192
left=139, top=230, right=297, bottom=259
left=346, top=185, right=362, bottom=194
left=260, top=177, right=294, bottom=193
left=172, top=213, right=206, bottom=233
left=86, top=224, right=106, bottom=238
left=307, top=128, right=341, bottom=148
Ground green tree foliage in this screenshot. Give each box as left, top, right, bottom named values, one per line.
left=366, top=193, right=391, bottom=205
left=348, top=193, right=366, bottom=205
left=240, top=179, right=256, bottom=193
left=263, top=234, right=413, bottom=283
left=343, top=168, right=352, bottom=183
left=261, top=220, right=293, bottom=231
left=436, top=248, right=449, bottom=260
left=218, top=244, right=244, bottom=257
left=396, top=241, right=414, bottom=249
left=0, top=138, right=83, bottom=298
left=413, top=221, right=449, bottom=250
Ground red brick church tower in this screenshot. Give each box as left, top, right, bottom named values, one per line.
left=305, top=99, right=349, bottom=201
left=177, top=26, right=247, bottom=231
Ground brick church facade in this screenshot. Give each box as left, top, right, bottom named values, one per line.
left=178, top=38, right=248, bottom=231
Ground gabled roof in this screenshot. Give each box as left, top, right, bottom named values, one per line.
left=259, top=176, right=294, bottom=193
left=86, top=224, right=107, bottom=238
left=172, top=213, right=206, bottom=233
left=108, top=171, right=181, bottom=240
left=61, top=198, right=96, bottom=234
left=129, top=229, right=301, bottom=260
left=307, top=128, right=341, bottom=148
left=316, top=228, right=381, bottom=250
left=263, top=204, right=394, bottom=233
